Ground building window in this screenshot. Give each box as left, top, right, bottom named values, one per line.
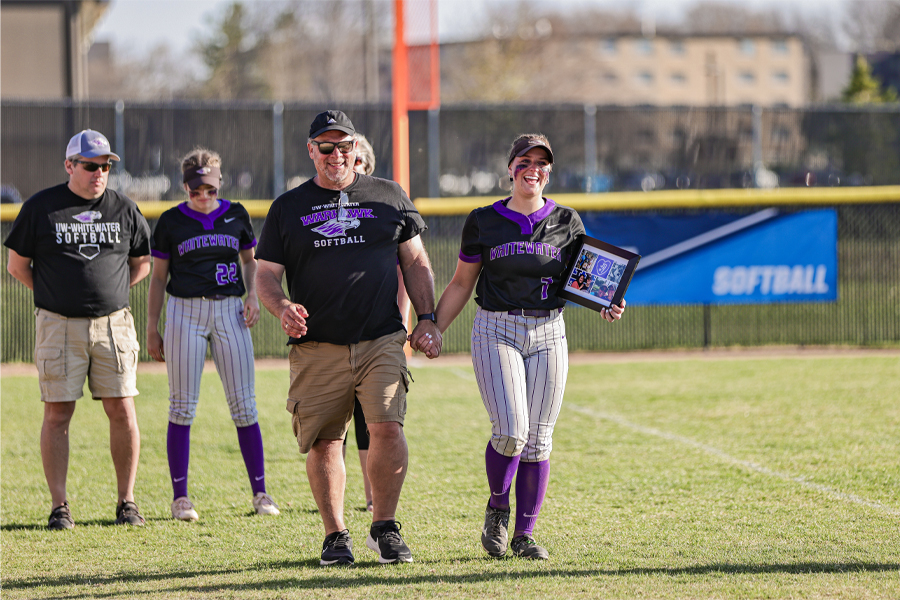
left=739, top=39, right=755, bottom=55
left=772, top=125, right=792, bottom=141
left=602, top=71, right=619, bottom=84
left=738, top=71, right=756, bottom=85
left=771, top=39, right=789, bottom=54
left=670, top=72, right=687, bottom=85
left=772, top=70, right=789, bottom=84
left=636, top=71, right=654, bottom=85
left=635, top=39, right=654, bottom=55
left=669, top=40, right=685, bottom=55
left=600, top=38, right=617, bottom=55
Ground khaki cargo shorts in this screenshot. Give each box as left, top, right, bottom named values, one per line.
left=287, top=329, right=410, bottom=454
left=34, top=307, right=140, bottom=402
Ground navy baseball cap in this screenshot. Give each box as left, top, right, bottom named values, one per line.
left=66, top=130, right=120, bottom=161
left=309, top=110, right=356, bottom=139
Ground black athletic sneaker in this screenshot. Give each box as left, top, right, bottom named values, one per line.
left=510, top=534, right=549, bottom=560
left=366, top=520, right=413, bottom=563
left=48, top=502, right=75, bottom=530
left=115, top=501, right=146, bottom=526
left=481, top=503, right=510, bottom=557
left=320, top=529, right=354, bottom=566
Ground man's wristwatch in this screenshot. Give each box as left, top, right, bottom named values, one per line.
left=417, top=312, right=436, bottom=323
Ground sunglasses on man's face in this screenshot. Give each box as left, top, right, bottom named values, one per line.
left=72, top=159, right=112, bottom=172
left=311, top=140, right=355, bottom=155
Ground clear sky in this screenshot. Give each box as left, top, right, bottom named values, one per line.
left=93, top=0, right=848, bottom=58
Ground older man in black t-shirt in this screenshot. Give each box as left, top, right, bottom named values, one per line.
left=256, top=110, right=441, bottom=566
left=4, top=130, right=151, bottom=529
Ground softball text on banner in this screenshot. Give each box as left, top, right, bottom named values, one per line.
left=580, top=209, right=838, bottom=305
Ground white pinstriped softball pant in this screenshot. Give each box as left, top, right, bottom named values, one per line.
left=164, top=296, right=257, bottom=427
left=471, top=306, right=569, bottom=462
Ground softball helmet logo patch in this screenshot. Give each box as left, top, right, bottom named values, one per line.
left=73, top=210, right=102, bottom=223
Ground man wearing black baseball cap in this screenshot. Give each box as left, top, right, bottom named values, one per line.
left=4, top=129, right=151, bottom=530
left=256, top=110, right=442, bottom=566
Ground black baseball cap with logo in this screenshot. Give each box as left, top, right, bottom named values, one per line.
left=309, top=110, right=356, bottom=139
left=507, top=136, right=554, bottom=166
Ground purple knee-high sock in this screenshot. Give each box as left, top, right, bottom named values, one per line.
left=514, top=459, right=550, bottom=538
left=236, top=423, right=267, bottom=496
left=485, top=442, right=520, bottom=511
left=167, top=423, right=191, bottom=500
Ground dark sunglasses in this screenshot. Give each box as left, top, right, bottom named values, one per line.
left=311, top=140, right=355, bottom=155
left=72, top=159, right=112, bottom=172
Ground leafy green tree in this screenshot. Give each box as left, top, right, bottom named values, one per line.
left=842, top=55, right=898, bottom=104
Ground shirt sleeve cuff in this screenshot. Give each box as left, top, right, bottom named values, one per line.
left=150, top=249, right=170, bottom=259
left=459, top=251, right=481, bottom=263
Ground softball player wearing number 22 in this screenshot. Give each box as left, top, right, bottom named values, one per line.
left=147, top=148, right=279, bottom=521
left=423, top=134, right=625, bottom=560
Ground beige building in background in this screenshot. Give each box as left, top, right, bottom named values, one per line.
left=441, top=31, right=811, bottom=107
left=0, top=0, right=109, bottom=99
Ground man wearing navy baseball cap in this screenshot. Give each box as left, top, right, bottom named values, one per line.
left=256, top=110, right=442, bottom=566
left=4, top=129, right=151, bottom=530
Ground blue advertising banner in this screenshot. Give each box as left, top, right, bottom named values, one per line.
left=581, top=209, right=838, bottom=305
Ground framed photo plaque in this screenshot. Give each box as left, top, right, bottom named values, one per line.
left=558, top=235, right=640, bottom=311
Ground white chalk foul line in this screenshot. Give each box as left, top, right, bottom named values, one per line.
left=569, top=404, right=900, bottom=516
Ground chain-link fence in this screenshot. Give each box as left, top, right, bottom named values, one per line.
left=2, top=201, right=898, bottom=362
left=2, top=100, right=899, bottom=361
left=3, top=101, right=900, bottom=203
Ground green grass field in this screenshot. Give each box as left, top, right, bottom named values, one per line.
left=2, top=353, right=899, bottom=599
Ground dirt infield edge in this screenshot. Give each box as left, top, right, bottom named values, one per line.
left=2, top=345, right=898, bottom=377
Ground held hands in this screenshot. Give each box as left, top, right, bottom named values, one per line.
left=281, top=303, right=309, bottom=338
left=243, top=295, right=260, bottom=328
left=147, top=329, right=165, bottom=362
left=602, top=298, right=626, bottom=323
left=408, top=320, right=442, bottom=359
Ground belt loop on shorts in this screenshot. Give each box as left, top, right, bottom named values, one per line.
left=506, top=308, right=563, bottom=317
left=201, top=294, right=229, bottom=301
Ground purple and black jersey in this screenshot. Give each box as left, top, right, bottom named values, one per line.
left=460, top=198, right=585, bottom=311
left=151, top=200, right=256, bottom=299
left=255, top=174, right=427, bottom=346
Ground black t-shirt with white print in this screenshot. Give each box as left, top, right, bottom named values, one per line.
left=459, top=197, right=585, bottom=311
left=3, top=183, right=151, bottom=318
left=255, top=174, right=427, bottom=345
left=151, top=200, right=256, bottom=299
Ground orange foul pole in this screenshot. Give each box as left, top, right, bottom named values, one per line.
left=392, top=0, right=410, bottom=194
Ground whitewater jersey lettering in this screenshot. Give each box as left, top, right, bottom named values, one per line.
left=458, top=197, right=585, bottom=312
left=151, top=199, right=256, bottom=299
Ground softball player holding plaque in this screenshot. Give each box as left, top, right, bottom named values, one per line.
left=147, top=148, right=279, bottom=521
left=413, top=134, right=625, bottom=559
